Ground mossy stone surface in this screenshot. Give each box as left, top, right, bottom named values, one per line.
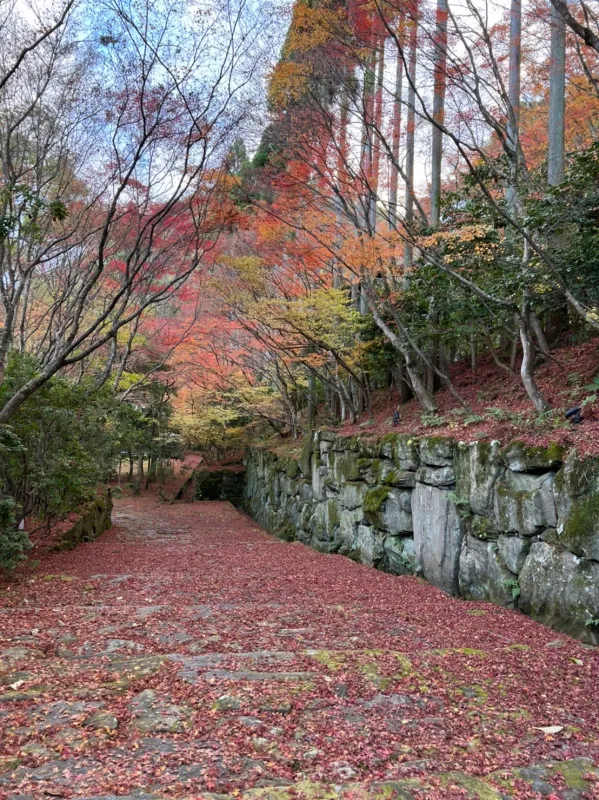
left=502, top=441, right=566, bottom=472
left=467, top=514, right=498, bottom=541
left=56, top=491, right=113, bottom=550
left=493, top=471, right=556, bottom=536
left=395, top=435, right=420, bottom=470
left=559, top=491, right=599, bottom=560
left=419, top=436, right=454, bottom=466
left=363, top=486, right=391, bottom=526
left=334, top=453, right=361, bottom=482
left=519, top=542, right=599, bottom=644
left=298, top=435, right=314, bottom=477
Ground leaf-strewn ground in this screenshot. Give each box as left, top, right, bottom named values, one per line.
left=1, top=496, right=598, bottom=799
left=328, top=340, right=599, bottom=455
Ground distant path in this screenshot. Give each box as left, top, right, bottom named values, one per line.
left=0, top=495, right=598, bottom=799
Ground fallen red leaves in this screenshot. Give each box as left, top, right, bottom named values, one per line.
left=0, top=495, right=598, bottom=798
left=332, top=339, right=599, bottom=456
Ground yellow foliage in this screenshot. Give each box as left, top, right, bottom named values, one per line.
left=268, top=62, right=311, bottom=109
left=283, top=3, right=341, bottom=55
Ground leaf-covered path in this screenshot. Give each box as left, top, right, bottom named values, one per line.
left=1, top=496, right=599, bottom=800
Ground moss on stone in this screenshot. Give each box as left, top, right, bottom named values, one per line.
left=381, top=469, right=400, bottom=486
left=502, top=440, right=566, bottom=471
left=275, top=523, right=296, bottom=542
left=359, top=439, right=380, bottom=458
left=539, top=442, right=567, bottom=464
left=0, top=756, right=21, bottom=774
left=364, top=486, right=391, bottom=515
left=243, top=781, right=342, bottom=800
left=560, top=491, right=599, bottom=555
left=298, top=435, right=313, bottom=477
left=439, top=771, right=501, bottom=799
left=344, top=547, right=362, bottom=563
left=326, top=500, right=341, bottom=531
left=283, top=458, right=300, bottom=479
left=306, top=649, right=346, bottom=671
left=420, top=436, right=454, bottom=458
left=336, top=453, right=361, bottom=482
left=370, top=780, right=422, bottom=800
left=459, top=684, right=489, bottom=705
left=458, top=648, right=487, bottom=657
left=428, top=647, right=487, bottom=659
left=468, top=515, right=497, bottom=541
left=356, top=457, right=374, bottom=472
left=552, top=758, right=599, bottom=790
left=393, top=652, right=413, bottom=677
left=379, top=433, right=398, bottom=458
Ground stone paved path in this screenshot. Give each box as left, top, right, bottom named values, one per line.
left=1, top=496, right=598, bottom=799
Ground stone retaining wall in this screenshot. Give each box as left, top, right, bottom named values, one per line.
left=243, top=433, right=599, bottom=644
left=56, top=490, right=113, bottom=549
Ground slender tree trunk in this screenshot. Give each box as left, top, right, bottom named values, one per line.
left=531, top=311, right=551, bottom=357
left=306, top=369, right=316, bottom=430
left=365, top=292, right=437, bottom=411
left=403, top=16, right=418, bottom=274
left=548, top=2, right=566, bottom=185
left=506, top=0, right=522, bottom=214
left=335, top=87, right=350, bottom=290
left=510, top=326, right=520, bottom=372
left=430, top=0, right=448, bottom=226
left=388, top=20, right=404, bottom=231
left=361, top=49, right=377, bottom=231
left=470, top=333, right=477, bottom=371
left=518, top=307, right=550, bottom=412
left=370, top=36, right=385, bottom=231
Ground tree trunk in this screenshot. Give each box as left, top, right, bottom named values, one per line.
left=518, top=310, right=550, bottom=412
left=388, top=20, right=404, bottom=231
left=430, top=0, right=448, bottom=227
left=306, top=369, right=316, bottom=430
left=370, top=36, right=385, bottom=231
left=360, top=48, right=377, bottom=231
left=506, top=0, right=522, bottom=214
left=403, top=16, right=417, bottom=274
left=548, top=2, right=566, bottom=185
left=366, top=292, right=437, bottom=411
left=530, top=311, right=551, bottom=357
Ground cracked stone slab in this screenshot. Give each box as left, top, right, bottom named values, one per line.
left=129, top=689, right=192, bottom=733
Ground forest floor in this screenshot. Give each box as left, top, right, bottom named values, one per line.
left=1, top=494, right=599, bottom=799
left=318, top=338, right=599, bottom=455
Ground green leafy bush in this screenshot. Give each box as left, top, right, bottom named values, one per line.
left=0, top=498, right=30, bottom=571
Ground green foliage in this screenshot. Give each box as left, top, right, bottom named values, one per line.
left=420, top=412, right=447, bottom=428
left=0, top=498, right=30, bottom=571
left=0, top=353, right=177, bottom=566
left=0, top=354, right=121, bottom=522
left=525, top=141, right=599, bottom=311
left=0, top=184, right=67, bottom=242
left=446, top=492, right=471, bottom=519
left=176, top=387, right=263, bottom=458
left=584, top=375, right=599, bottom=392
left=503, top=578, right=521, bottom=600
